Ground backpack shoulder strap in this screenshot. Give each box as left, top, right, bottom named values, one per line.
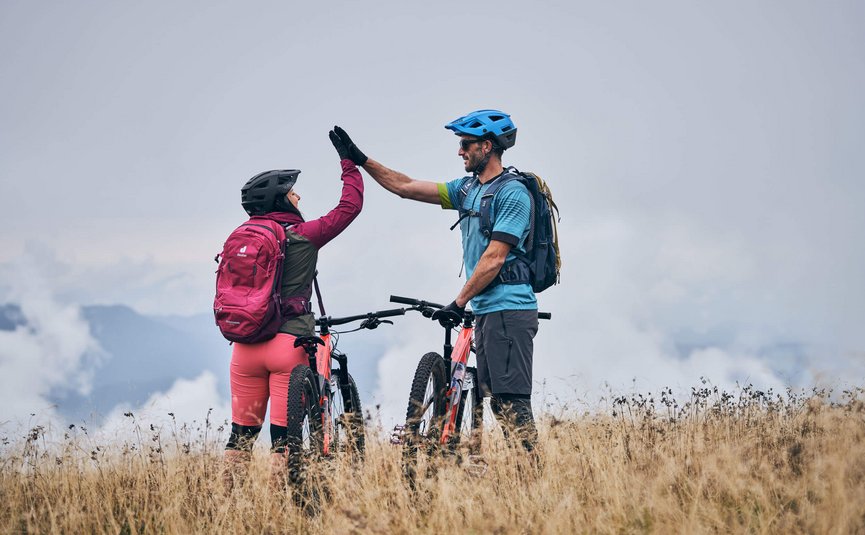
left=455, top=176, right=478, bottom=215
left=477, top=170, right=525, bottom=238
left=281, top=223, right=325, bottom=315
left=449, top=176, right=481, bottom=231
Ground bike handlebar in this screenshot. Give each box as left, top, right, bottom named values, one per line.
left=312, top=300, right=547, bottom=333
left=316, top=307, right=406, bottom=327
left=391, top=294, right=551, bottom=321
left=389, top=295, right=446, bottom=309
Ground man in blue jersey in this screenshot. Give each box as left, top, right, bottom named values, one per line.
left=329, top=110, right=539, bottom=452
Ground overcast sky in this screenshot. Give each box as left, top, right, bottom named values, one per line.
left=1, top=1, right=864, bottom=429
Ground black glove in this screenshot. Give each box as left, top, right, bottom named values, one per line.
left=329, top=129, right=352, bottom=161
left=330, top=125, right=368, bottom=166
left=431, top=301, right=465, bottom=327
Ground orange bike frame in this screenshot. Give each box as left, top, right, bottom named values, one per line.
left=439, top=326, right=474, bottom=445
left=313, top=334, right=334, bottom=455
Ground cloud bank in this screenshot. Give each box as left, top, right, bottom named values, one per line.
left=0, top=259, right=102, bottom=428
left=2, top=1, right=864, bottom=435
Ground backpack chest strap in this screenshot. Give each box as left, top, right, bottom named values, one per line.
left=452, top=173, right=520, bottom=235
left=477, top=173, right=519, bottom=237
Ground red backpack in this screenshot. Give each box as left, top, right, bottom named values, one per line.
left=213, top=217, right=295, bottom=344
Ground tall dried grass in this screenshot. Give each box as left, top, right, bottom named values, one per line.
left=2, top=385, right=864, bottom=534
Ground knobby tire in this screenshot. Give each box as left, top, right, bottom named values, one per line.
left=285, top=365, right=322, bottom=487
left=331, top=369, right=365, bottom=457
left=402, top=352, right=448, bottom=486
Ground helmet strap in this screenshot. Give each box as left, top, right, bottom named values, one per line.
left=273, top=195, right=304, bottom=220
left=469, top=142, right=494, bottom=176
left=475, top=152, right=491, bottom=176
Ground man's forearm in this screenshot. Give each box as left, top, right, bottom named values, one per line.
left=455, top=251, right=507, bottom=307
left=362, top=159, right=412, bottom=197
left=362, top=159, right=441, bottom=204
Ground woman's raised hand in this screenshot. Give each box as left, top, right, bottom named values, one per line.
left=329, top=126, right=368, bottom=166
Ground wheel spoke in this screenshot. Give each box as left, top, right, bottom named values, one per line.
left=418, top=375, right=437, bottom=437
left=302, top=413, right=310, bottom=450
left=331, top=377, right=345, bottom=449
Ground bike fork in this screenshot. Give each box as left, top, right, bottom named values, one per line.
left=440, top=360, right=466, bottom=445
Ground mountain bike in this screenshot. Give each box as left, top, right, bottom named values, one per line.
left=287, top=306, right=405, bottom=483
left=389, top=294, right=550, bottom=483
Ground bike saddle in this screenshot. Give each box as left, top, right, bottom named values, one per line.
left=293, top=336, right=325, bottom=348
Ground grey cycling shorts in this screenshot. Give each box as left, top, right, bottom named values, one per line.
left=474, top=309, right=538, bottom=397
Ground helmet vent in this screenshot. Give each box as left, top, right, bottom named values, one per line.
left=444, top=109, right=517, bottom=150
left=241, top=169, right=301, bottom=215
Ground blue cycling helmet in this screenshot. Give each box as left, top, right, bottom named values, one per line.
left=445, top=109, right=517, bottom=150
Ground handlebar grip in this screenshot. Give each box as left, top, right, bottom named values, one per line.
left=389, top=295, right=419, bottom=306
left=374, top=308, right=407, bottom=318
left=538, top=312, right=552, bottom=320
left=390, top=295, right=446, bottom=309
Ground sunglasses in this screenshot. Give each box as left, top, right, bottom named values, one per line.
left=459, top=138, right=486, bottom=150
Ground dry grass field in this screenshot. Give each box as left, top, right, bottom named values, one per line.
left=2, top=385, right=864, bottom=534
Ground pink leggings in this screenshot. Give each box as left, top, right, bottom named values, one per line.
left=230, top=333, right=308, bottom=427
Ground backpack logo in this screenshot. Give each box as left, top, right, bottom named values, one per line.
left=237, top=245, right=248, bottom=257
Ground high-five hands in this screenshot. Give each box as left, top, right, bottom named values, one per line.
left=328, top=126, right=368, bottom=166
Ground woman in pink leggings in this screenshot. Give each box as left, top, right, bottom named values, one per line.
left=223, top=129, right=365, bottom=487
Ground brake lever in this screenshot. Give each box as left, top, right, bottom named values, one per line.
left=360, top=318, right=394, bottom=330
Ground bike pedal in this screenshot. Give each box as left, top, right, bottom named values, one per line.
left=390, top=424, right=405, bottom=445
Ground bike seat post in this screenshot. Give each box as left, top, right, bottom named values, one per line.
left=306, top=344, right=319, bottom=377
left=294, top=336, right=324, bottom=378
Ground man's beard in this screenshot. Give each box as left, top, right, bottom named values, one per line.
left=466, top=151, right=491, bottom=175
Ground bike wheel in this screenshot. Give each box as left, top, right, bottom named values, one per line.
left=330, top=369, right=365, bottom=457
left=452, top=367, right=483, bottom=455
left=285, top=364, right=323, bottom=485
left=402, top=352, right=448, bottom=484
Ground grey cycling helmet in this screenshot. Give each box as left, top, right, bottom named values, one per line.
left=241, top=169, right=300, bottom=215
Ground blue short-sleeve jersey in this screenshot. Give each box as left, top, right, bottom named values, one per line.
left=437, top=173, right=538, bottom=314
